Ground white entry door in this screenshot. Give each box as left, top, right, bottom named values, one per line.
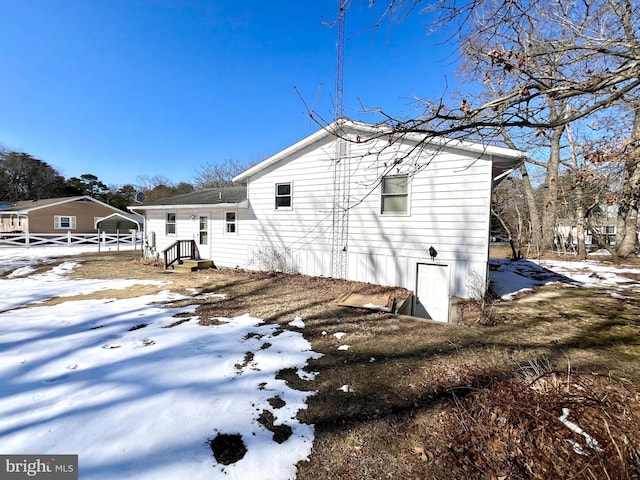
left=414, top=263, right=450, bottom=323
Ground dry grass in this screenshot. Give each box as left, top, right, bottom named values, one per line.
left=40, top=251, right=640, bottom=478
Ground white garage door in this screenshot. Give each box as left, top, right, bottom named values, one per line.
left=414, top=263, right=450, bottom=323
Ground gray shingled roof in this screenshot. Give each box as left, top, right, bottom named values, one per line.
left=141, top=185, right=247, bottom=206
left=0, top=196, right=93, bottom=212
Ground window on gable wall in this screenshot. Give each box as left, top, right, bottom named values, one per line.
left=381, top=175, right=409, bottom=214
left=54, top=215, right=77, bottom=229
left=166, top=213, right=176, bottom=235
left=275, top=183, right=292, bottom=209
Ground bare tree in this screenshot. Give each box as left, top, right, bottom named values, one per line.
left=135, top=175, right=194, bottom=202
left=318, top=0, right=640, bottom=256
left=192, top=158, right=260, bottom=190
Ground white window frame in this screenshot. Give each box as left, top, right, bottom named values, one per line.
left=198, top=215, right=208, bottom=245
left=380, top=175, right=410, bottom=215
left=224, top=211, right=237, bottom=235
left=9, top=216, right=15, bottom=228
left=166, top=213, right=176, bottom=236
left=275, top=182, right=292, bottom=210
left=54, top=215, right=77, bottom=230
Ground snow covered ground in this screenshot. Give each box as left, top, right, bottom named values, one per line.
left=0, top=247, right=321, bottom=480
left=490, top=255, right=640, bottom=300
left=0, top=246, right=637, bottom=479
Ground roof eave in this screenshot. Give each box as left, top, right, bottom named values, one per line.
left=232, top=120, right=527, bottom=183
left=129, top=200, right=249, bottom=212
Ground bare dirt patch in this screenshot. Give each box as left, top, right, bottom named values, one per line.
left=61, top=251, right=640, bottom=479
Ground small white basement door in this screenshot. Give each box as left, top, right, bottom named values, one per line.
left=414, top=263, right=450, bottom=323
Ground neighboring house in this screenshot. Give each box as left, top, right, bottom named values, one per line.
left=0, top=196, right=128, bottom=234
left=557, top=217, right=637, bottom=251
left=130, top=120, right=525, bottom=322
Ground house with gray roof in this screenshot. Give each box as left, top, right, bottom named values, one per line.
left=0, top=196, right=132, bottom=235
left=129, top=121, right=525, bottom=322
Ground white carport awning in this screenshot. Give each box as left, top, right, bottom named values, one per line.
left=95, top=212, right=142, bottom=230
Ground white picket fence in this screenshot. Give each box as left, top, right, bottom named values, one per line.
left=0, top=231, right=141, bottom=250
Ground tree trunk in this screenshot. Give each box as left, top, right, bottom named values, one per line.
left=566, top=125, right=587, bottom=259
left=540, top=126, right=564, bottom=252
left=616, top=109, right=640, bottom=258
left=519, top=163, right=542, bottom=257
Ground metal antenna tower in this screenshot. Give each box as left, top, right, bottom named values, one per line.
left=335, top=0, right=346, bottom=119
left=331, top=0, right=349, bottom=279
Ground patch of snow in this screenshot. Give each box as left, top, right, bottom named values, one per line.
left=193, top=292, right=226, bottom=300
left=490, top=257, right=640, bottom=298
left=0, top=248, right=323, bottom=480
left=0, top=261, right=165, bottom=312
left=289, top=316, right=305, bottom=329
left=7, top=265, right=36, bottom=278
left=558, top=407, right=603, bottom=453
left=338, top=385, right=350, bottom=393
left=333, top=332, right=346, bottom=339
left=362, top=303, right=388, bottom=311
left=369, top=357, right=376, bottom=363
left=297, top=369, right=318, bottom=381
left=337, top=345, right=350, bottom=351
left=609, top=291, right=629, bottom=300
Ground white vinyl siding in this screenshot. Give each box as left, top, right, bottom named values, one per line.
left=54, top=215, right=76, bottom=229
left=243, top=133, right=494, bottom=297
left=140, top=126, right=515, bottom=302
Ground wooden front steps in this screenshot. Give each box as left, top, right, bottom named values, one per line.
left=173, top=259, right=214, bottom=272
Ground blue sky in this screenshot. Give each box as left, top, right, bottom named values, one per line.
left=0, top=1, right=457, bottom=187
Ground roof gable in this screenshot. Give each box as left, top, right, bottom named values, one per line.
left=233, top=120, right=526, bottom=183
left=1, top=196, right=121, bottom=214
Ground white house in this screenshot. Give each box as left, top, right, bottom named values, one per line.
left=130, top=120, right=525, bottom=322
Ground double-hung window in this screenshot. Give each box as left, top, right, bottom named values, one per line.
left=166, top=213, right=176, bottom=235
left=275, top=183, right=292, bottom=209
left=199, top=216, right=208, bottom=245
left=54, top=215, right=77, bottom=229
left=225, top=212, right=237, bottom=234
left=381, top=175, right=409, bottom=214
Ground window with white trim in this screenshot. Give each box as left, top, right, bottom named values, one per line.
left=199, top=216, right=208, bottom=245
left=275, top=182, right=292, bottom=209
left=381, top=175, right=409, bottom=214
left=166, top=213, right=176, bottom=235
left=54, top=215, right=77, bottom=229
left=225, top=211, right=237, bottom=234
left=9, top=216, right=15, bottom=228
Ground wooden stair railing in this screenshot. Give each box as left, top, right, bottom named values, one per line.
left=163, top=239, right=197, bottom=269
